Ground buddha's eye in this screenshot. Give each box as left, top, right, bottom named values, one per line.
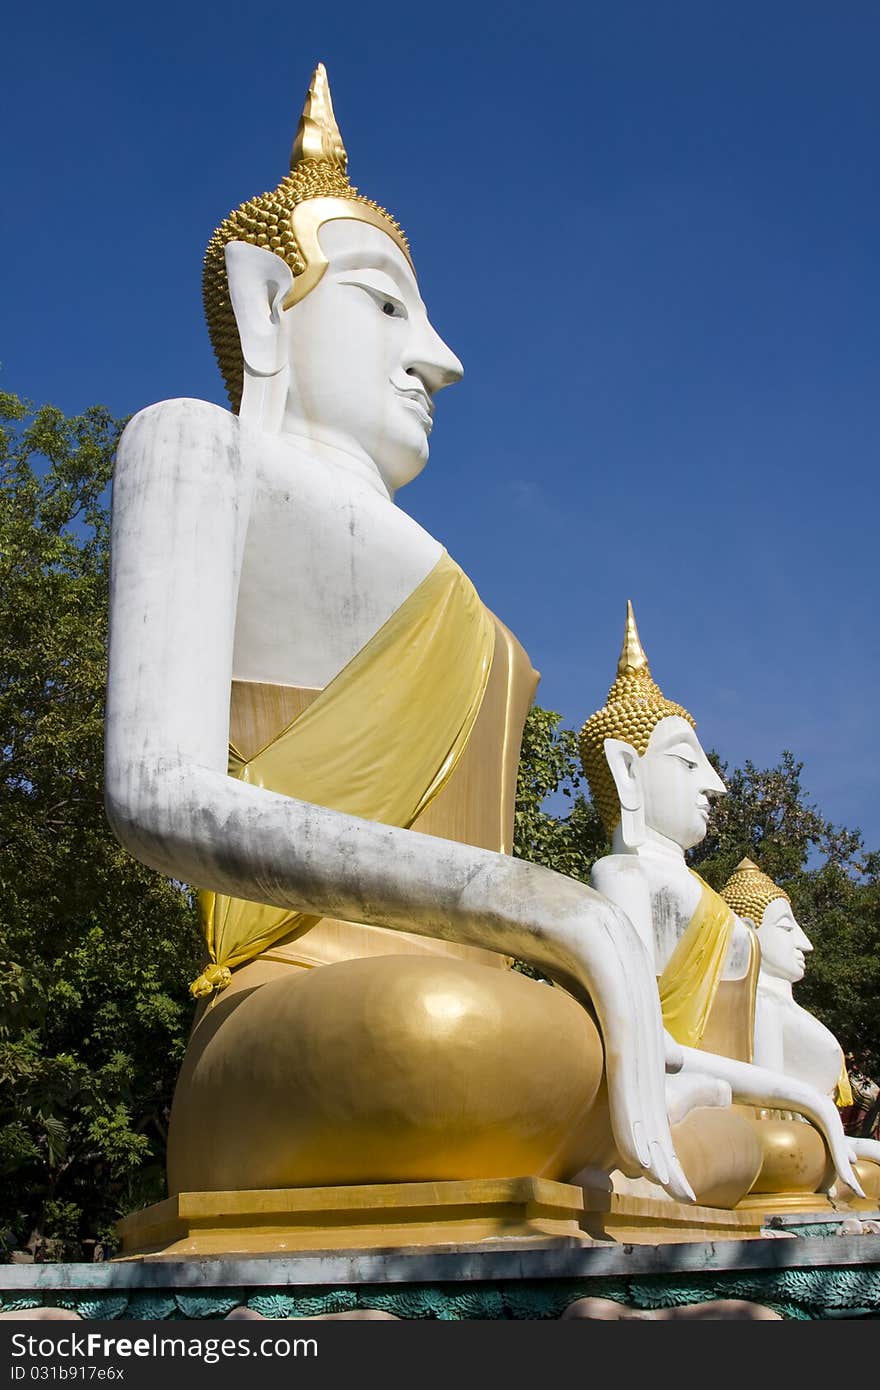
left=341, top=278, right=408, bottom=320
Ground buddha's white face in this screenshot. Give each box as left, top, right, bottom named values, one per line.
left=282, top=220, right=463, bottom=493
left=758, top=897, right=813, bottom=983
left=639, top=716, right=726, bottom=851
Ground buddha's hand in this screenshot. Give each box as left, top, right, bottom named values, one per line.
left=464, top=862, right=694, bottom=1202
left=677, top=1047, right=865, bottom=1200
left=551, top=890, right=695, bottom=1204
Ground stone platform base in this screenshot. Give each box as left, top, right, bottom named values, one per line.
left=116, top=1178, right=593, bottom=1258
left=116, top=1177, right=775, bottom=1258
left=582, top=1190, right=765, bottom=1243
left=3, top=1226, right=880, bottom=1321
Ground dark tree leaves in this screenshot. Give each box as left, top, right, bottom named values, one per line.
left=0, top=392, right=201, bottom=1262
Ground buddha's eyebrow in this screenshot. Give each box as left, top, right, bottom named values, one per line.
left=654, top=728, right=698, bottom=751
left=328, top=248, right=415, bottom=297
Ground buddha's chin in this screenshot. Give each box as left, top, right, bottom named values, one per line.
left=379, top=439, right=430, bottom=494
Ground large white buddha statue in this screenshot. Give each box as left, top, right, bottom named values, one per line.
left=105, top=65, right=706, bottom=1247
left=721, top=858, right=880, bottom=1200
left=579, top=604, right=863, bottom=1208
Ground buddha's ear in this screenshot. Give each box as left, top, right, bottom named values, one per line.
left=604, top=737, right=646, bottom=849
left=225, top=242, right=294, bottom=376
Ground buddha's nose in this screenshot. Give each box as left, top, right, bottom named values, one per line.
left=701, top=759, right=727, bottom=798
left=404, top=318, right=464, bottom=393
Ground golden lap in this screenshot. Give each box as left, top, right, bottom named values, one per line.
left=167, top=955, right=607, bottom=1195
left=853, top=1159, right=880, bottom=1201
left=739, top=1110, right=829, bottom=1195
left=670, top=1107, right=764, bottom=1209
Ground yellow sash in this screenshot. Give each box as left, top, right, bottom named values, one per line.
left=191, top=552, right=495, bottom=996
left=836, top=1055, right=854, bottom=1108
left=658, top=872, right=736, bottom=1048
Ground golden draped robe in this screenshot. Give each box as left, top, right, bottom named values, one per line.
left=191, top=550, right=539, bottom=999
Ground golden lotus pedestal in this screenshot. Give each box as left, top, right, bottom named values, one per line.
left=116, top=1177, right=771, bottom=1258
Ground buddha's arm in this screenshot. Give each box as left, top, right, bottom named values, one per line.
left=851, top=1138, right=880, bottom=1164
left=104, top=398, right=693, bottom=1204
left=675, top=1046, right=864, bottom=1196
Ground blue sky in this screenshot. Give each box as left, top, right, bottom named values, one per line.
left=4, top=2, right=879, bottom=847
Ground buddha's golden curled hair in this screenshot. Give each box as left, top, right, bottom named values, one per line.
left=579, top=602, right=696, bottom=836
left=203, top=63, right=410, bottom=411
left=720, top=858, right=789, bottom=926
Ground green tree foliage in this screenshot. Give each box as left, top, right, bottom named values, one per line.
left=0, top=392, right=201, bottom=1261
left=513, top=707, right=604, bottom=883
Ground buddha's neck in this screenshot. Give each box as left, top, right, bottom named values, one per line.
left=281, top=425, right=395, bottom=502
left=757, top=972, right=795, bottom=1003
left=612, top=827, right=688, bottom=871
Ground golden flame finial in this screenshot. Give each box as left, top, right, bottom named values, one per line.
left=617, top=599, right=651, bottom=679
left=291, top=62, right=348, bottom=173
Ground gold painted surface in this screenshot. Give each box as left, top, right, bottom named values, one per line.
left=168, top=584, right=605, bottom=1214
left=116, top=1178, right=590, bottom=1258
left=204, top=63, right=411, bottom=410
left=194, top=553, right=495, bottom=995
left=668, top=1106, right=763, bottom=1209
left=282, top=197, right=413, bottom=308
left=168, top=955, right=606, bottom=1196
left=579, top=1190, right=765, bottom=1244
left=738, top=1108, right=828, bottom=1196
left=214, top=608, right=537, bottom=990
left=289, top=61, right=348, bottom=169
left=736, top=1192, right=835, bottom=1215
left=698, top=923, right=760, bottom=1063
left=579, top=601, right=696, bottom=835
left=720, top=856, right=789, bottom=925
left=852, top=1159, right=880, bottom=1202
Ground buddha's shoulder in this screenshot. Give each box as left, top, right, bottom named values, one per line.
left=117, top=399, right=250, bottom=490
left=590, top=853, right=650, bottom=892
left=120, top=398, right=239, bottom=456
left=586, top=850, right=647, bottom=906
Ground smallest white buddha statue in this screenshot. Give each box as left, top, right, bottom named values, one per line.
left=721, top=858, right=880, bottom=1200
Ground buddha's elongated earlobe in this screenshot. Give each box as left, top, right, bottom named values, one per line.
left=225, top=243, right=293, bottom=433
left=603, top=737, right=646, bottom=848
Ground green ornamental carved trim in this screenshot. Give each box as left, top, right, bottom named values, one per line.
left=2, top=1267, right=880, bottom=1321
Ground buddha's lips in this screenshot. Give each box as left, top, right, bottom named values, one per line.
left=395, top=386, right=434, bottom=427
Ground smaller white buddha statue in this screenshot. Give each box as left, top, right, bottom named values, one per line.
left=721, top=859, right=880, bottom=1198
left=578, top=603, right=863, bottom=1205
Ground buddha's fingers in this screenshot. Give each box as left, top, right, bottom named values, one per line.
left=851, top=1137, right=880, bottom=1165
left=678, top=1047, right=865, bottom=1199
left=579, top=908, right=694, bottom=1203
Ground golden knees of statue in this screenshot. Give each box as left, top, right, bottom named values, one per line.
left=166, top=956, right=609, bottom=1196
left=167, top=955, right=834, bottom=1211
